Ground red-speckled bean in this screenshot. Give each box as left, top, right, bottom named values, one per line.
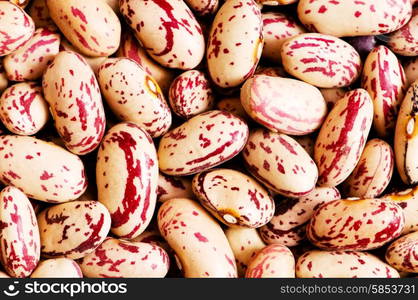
left=158, top=110, right=249, bottom=176
left=46, top=0, right=121, bottom=57
left=394, top=80, right=418, bottom=185
left=256, top=0, right=298, bottom=5
left=120, top=0, right=204, bottom=69
left=362, top=46, right=407, bottom=137
left=296, top=250, right=399, bottom=278
left=98, top=58, right=171, bottom=138
left=30, top=258, right=83, bottom=278
left=259, top=187, right=340, bottom=247
left=184, top=0, right=218, bottom=16
left=157, top=173, right=193, bottom=203
left=385, top=231, right=418, bottom=273
left=0, top=82, right=49, bottom=136
left=79, top=237, right=169, bottom=278
left=381, top=186, right=418, bottom=234
left=246, top=244, right=295, bottom=278
left=306, top=199, right=405, bottom=251
left=388, top=7, right=418, bottom=56
left=38, top=200, right=111, bottom=259
left=262, top=12, right=306, bottom=63
left=117, top=30, right=175, bottom=93
left=0, top=186, right=40, bottom=278
left=158, top=198, right=237, bottom=277
left=207, top=0, right=263, bottom=88
left=281, top=33, right=362, bottom=88
left=0, top=2, right=35, bottom=57
left=243, top=128, right=318, bottom=198
left=42, top=51, right=106, bottom=155
left=314, top=89, right=373, bottom=187
left=225, top=227, right=266, bottom=277
left=4, top=27, right=60, bottom=81
left=192, top=168, right=274, bottom=228
left=241, top=75, right=327, bottom=135
left=0, top=135, right=87, bottom=202
left=343, top=139, right=394, bottom=198
left=297, top=0, right=412, bottom=37
left=96, top=122, right=158, bottom=239
left=169, top=70, right=214, bottom=119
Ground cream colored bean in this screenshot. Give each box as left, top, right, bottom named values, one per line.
left=207, top=0, right=263, bottom=88
left=97, top=58, right=171, bottom=138
left=79, top=237, right=169, bottom=278
left=97, top=122, right=158, bottom=239
left=0, top=186, right=40, bottom=278
left=246, top=244, right=295, bottom=278
left=0, top=135, right=87, bottom=202
left=30, top=258, right=83, bottom=278
left=47, top=0, right=121, bottom=56
left=297, top=250, right=399, bottom=278
left=38, top=200, right=111, bottom=259
left=0, top=82, right=49, bottom=136
left=225, top=227, right=266, bottom=277
left=192, top=168, right=274, bottom=228
left=158, top=198, right=237, bottom=278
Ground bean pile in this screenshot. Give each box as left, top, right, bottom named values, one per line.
left=0, top=0, right=417, bottom=278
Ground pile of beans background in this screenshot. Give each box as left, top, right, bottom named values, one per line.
left=0, top=0, right=417, bottom=278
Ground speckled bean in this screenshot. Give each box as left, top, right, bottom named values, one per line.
left=42, top=51, right=106, bottom=155
left=0, top=82, right=49, bottom=136
left=96, top=122, right=158, bottom=239
left=297, top=0, right=412, bottom=37
left=120, top=0, right=205, bottom=69
left=388, top=7, right=418, bottom=56
left=158, top=110, right=249, bottom=176
left=169, top=70, right=214, bottom=119
left=240, top=75, right=327, bottom=135
left=79, top=237, right=169, bottom=278
left=37, top=200, right=111, bottom=259
left=314, top=89, right=373, bottom=187
left=225, top=227, right=266, bottom=277
left=158, top=198, right=237, bottom=277
left=207, top=0, right=263, bottom=88
left=0, top=135, right=87, bottom=202
left=343, top=139, right=394, bottom=198
left=296, top=250, right=399, bottom=278
left=281, top=33, right=362, bottom=88
left=97, top=58, right=171, bottom=138
left=30, top=258, right=83, bottom=278
left=307, top=199, right=405, bottom=251
left=261, top=12, right=306, bottom=63
left=385, top=231, right=418, bottom=273
left=362, top=46, right=407, bottom=137
left=243, top=128, right=318, bottom=198
left=245, top=244, right=295, bottom=278
left=0, top=186, right=40, bottom=278
left=192, top=168, right=274, bottom=228
left=46, top=0, right=121, bottom=56
left=0, top=2, right=35, bottom=57
left=184, top=0, right=218, bottom=16
left=4, top=27, right=60, bottom=81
